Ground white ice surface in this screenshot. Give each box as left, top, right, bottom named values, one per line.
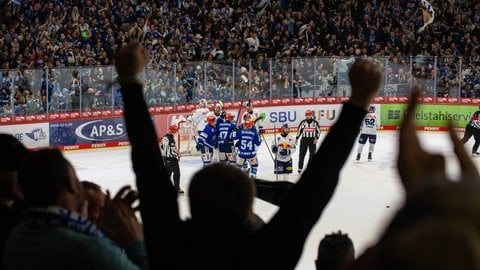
left=64, top=130, right=469, bottom=270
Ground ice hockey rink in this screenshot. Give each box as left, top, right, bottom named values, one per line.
left=64, top=129, right=469, bottom=270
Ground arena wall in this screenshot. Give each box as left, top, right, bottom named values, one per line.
left=0, top=97, right=478, bottom=150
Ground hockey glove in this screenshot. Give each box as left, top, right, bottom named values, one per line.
left=271, top=145, right=278, bottom=153
left=220, top=111, right=226, bottom=119
left=196, top=144, right=202, bottom=151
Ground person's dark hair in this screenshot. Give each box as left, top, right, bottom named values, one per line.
left=0, top=133, right=28, bottom=171
left=18, top=148, right=74, bottom=207
left=81, top=180, right=102, bottom=192
left=316, top=230, right=355, bottom=270
left=188, top=163, right=255, bottom=229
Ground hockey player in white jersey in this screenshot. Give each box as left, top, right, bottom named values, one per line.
left=271, top=124, right=297, bottom=180
left=208, top=101, right=226, bottom=124
left=188, top=99, right=210, bottom=136
left=356, top=105, right=379, bottom=161
left=242, top=100, right=263, bottom=129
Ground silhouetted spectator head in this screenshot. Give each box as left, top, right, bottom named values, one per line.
left=0, top=134, right=28, bottom=202
left=315, top=230, right=355, bottom=270
left=0, top=134, right=28, bottom=172
left=18, top=148, right=84, bottom=209
left=188, top=163, right=259, bottom=231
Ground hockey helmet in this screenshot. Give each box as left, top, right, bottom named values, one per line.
left=245, top=120, right=254, bottom=129
left=281, top=123, right=290, bottom=133
left=207, top=115, right=216, bottom=125
left=305, top=110, right=314, bottom=116
left=215, top=101, right=223, bottom=109
left=199, top=99, right=207, bottom=107
left=368, top=106, right=375, bottom=113
left=169, top=125, right=179, bottom=133
left=225, top=112, right=234, bottom=121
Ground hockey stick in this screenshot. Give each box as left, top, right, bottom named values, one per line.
left=259, top=131, right=275, bottom=163
left=235, top=93, right=247, bottom=127
left=273, top=123, right=279, bottom=181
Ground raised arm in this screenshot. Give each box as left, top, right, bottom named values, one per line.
left=258, top=58, right=383, bottom=269
left=114, top=42, right=181, bottom=269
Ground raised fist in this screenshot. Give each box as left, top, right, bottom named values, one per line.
left=348, top=58, right=383, bottom=110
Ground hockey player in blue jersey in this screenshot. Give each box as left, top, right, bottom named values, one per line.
left=207, top=101, right=226, bottom=163
left=216, top=112, right=237, bottom=165
left=234, top=120, right=262, bottom=179
left=197, top=115, right=217, bottom=167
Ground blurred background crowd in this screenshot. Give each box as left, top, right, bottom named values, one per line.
left=0, top=0, right=480, bottom=115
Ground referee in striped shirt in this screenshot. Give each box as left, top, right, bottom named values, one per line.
left=160, top=124, right=184, bottom=194
left=295, top=110, right=321, bottom=173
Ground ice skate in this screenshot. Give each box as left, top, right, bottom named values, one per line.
left=356, top=153, right=361, bottom=161
left=368, top=152, right=372, bottom=161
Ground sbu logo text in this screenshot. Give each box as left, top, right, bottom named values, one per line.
left=269, top=111, right=296, bottom=123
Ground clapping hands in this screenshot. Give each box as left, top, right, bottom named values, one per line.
left=99, top=185, right=143, bottom=248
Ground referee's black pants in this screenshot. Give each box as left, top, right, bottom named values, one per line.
left=298, top=138, right=316, bottom=171
left=164, top=158, right=181, bottom=190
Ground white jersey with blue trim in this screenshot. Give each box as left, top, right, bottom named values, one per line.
left=273, top=133, right=296, bottom=162
left=360, top=112, right=378, bottom=135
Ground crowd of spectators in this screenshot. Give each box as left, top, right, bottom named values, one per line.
left=0, top=0, right=480, bottom=114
